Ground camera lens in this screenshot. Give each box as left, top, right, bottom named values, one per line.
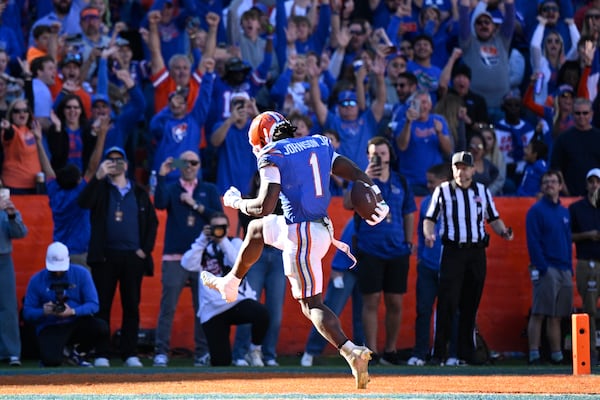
left=210, top=225, right=227, bottom=238
left=53, top=303, right=66, bottom=313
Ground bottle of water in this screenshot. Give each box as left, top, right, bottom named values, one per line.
left=534, top=72, right=544, bottom=95
left=149, top=170, right=157, bottom=196
left=35, top=172, right=46, bottom=194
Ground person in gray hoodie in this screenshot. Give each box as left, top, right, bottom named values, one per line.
left=458, top=0, right=515, bottom=123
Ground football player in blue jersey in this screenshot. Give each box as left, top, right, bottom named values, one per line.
left=202, top=111, right=389, bottom=389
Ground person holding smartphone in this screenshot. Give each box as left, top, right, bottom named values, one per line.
left=209, top=93, right=259, bottom=196
left=343, top=136, right=416, bottom=366
left=77, top=146, right=158, bottom=367
left=396, top=90, right=453, bottom=196
left=152, top=151, right=223, bottom=368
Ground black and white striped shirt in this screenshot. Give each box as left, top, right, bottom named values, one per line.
left=425, top=181, right=500, bottom=245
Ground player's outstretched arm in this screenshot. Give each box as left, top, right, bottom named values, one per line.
left=331, top=155, right=374, bottom=185
left=224, top=171, right=280, bottom=217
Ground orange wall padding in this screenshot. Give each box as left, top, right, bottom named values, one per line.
left=11, top=196, right=581, bottom=355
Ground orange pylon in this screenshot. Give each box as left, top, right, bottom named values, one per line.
left=572, top=313, right=591, bottom=375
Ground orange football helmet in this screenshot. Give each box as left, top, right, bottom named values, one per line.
left=248, top=111, right=289, bottom=152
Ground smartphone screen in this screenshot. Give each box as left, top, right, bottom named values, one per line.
left=114, top=160, right=125, bottom=173
left=410, top=98, right=421, bottom=115
left=370, top=155, right=381, bottom=166
left=171, top=159, right=187, bottom=169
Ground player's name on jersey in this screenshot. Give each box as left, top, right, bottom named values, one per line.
left=282, top=136, right=329, bottom=155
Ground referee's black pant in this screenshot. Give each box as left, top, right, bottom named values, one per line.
left=433, top=246, right=486, bottom=362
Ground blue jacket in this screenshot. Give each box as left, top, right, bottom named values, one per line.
left=418, top=195, right=442, bottom=271
left=23, top=264, right=99, bottom=334
left=526, top=196, right=572, bottom=274
left=517, top=159, right=547, bottom=197
left=47, top=179, right=90, bottom=255
left=154, top=175, right=223, bottom=255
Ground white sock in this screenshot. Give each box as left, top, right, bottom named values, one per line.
left=340, top=340, right=356, bottom=354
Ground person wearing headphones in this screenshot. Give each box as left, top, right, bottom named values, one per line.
left=343, top=136, right=417, bottom=365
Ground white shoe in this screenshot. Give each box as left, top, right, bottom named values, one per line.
left=407, top=356, right=425, bottom=366
left=265, top=359, right=279, bottom=367
left=9, top=356, right=21, bottom=367
left=233, top=358, right=249, bottom=366
left=194, top=353, right=210, bottom=367
left=94, top=357, right=110, bottom=367
left=300, top=352, right=313, bottom=367
left=246, top=346, right=264, bottom=367
left=153, top=354, right=168, bottom=367
left=201, top=271, right=241, bottom=303
left=340, top=345, right=372, bottom=389
left=445, top=357, right=468, bottom=366
left=124, top=356, right=143, bottom=367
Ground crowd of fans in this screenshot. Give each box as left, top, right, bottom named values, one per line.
left=1, top=0, right=600, bottom=368
left=0, top=0, right=598, bottom=196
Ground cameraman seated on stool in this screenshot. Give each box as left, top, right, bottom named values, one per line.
left=181, top=212, right=270, bottom=367
left=23, top=242, right=111, bottom=367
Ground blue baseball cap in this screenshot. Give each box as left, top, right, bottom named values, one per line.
left=252, top=2, right=268, bottom=14
left=92, top=93, right=110, bottom=105
left=104, top=146, right=127, bottom=161
left=557, top=84, right=574, bottom=96
left=61, top=52, right=83, bottom=67
left=337, top=90, right=357, bottom=104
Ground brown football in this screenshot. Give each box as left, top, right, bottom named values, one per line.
left=351, top=180, right=378, bottom=220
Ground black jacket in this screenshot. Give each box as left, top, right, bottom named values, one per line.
left=46, top=123, right=95, bottom=172
left=77, top=176, right=159, bottom=276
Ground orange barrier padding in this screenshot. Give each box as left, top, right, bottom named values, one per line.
left=572, top=313, right=591, bottom=375
left=10, top=196, right=583, bottom=355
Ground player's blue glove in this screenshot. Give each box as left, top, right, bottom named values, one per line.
left=223, top=186, right=242, bottom=209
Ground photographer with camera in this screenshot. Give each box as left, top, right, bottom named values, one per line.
left=342, top=136, right=416, bottom=365
left=78, top=146, right=158, bottom=367
left=181, top=212, right=269, bottom=367
left=22, top=242, right=111, bottom=367
left=152, top=151, right=223, bottom=368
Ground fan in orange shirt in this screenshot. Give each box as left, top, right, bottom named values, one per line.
left=0, top=99, right=42, bottom=194
left=26, top=23, right=60, bottom=64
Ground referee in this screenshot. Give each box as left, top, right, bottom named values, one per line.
left=423, top=151, right=513, bottom=365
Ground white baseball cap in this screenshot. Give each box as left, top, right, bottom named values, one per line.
left=586, top=168, right=600, bottom=180
left=46, top=242, right=70, bottom=272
